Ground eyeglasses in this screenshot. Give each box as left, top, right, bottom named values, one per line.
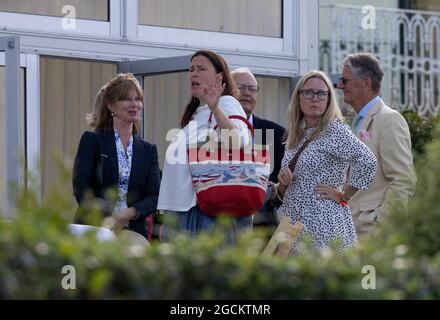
left=237, top=84, right=260, bottom=93
left=300, top=89, right=329, bottom=100
left=338, top=76, right=363, bottom=85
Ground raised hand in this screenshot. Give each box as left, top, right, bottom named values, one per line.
left=202, top=73, right=225, bottom=111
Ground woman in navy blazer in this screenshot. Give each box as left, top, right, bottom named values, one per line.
left=73, top=73, right=160, bottom=238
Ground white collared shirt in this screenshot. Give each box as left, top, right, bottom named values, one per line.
left=355, top=96, right=380, bottom=129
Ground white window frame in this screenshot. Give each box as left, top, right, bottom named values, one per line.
left=0, top=52, right=40, bottom=197
left=0, top=12, right=109, bottom=37
left=134, top=0, right=296, bottom=56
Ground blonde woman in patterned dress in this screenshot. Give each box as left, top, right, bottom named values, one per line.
left=269, top=70, right=377, bottom=253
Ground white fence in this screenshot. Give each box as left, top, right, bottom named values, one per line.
left=320, top=5, right=440, bottom=116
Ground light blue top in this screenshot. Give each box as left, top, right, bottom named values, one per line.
left=357, top=95, right=380, bottom=124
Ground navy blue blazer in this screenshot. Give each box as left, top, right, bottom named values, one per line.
left=252, top=115, right=286, bottom=227
left=72, top=128, right=160, bottom=238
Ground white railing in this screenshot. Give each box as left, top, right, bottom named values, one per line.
left=320, top=5, right=440, bottom=116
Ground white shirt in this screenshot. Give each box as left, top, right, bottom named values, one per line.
left=248, top=113, right=254, bottom=126
left=158, top=95, right=249, bottom=212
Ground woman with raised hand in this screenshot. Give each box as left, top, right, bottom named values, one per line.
left=158, top=50, right=252, bottom=236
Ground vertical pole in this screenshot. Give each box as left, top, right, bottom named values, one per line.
left=3, top=36, right=21, bottom=216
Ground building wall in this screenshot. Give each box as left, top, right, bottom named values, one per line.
left=139, top=0, right=282, bottom=37
left=411, top=0, right=440, bottom=11
left=39, top=57, right=116, bottom=202
left=0, top=0, right=108, bottom=20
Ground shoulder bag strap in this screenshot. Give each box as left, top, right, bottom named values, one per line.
left=208, top=112, right=254, bottom=136
left=288, top=139, right=311, bottom=173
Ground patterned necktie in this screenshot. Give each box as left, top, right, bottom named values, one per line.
left=352, top=115, right=363, bottom=135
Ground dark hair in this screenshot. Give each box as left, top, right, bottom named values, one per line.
left=180, top=50, right=238, bottom=128
left=343, top=53, right=384, bottom=93
left=87, top=73, right=143, bottom=133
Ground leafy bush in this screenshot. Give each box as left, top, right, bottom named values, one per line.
left=401, top=110, right=440, bottom=157
left=384, top=125, right=440, bottom=259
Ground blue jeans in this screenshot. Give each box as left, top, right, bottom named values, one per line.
left=163, top=205, right=252, bottom=242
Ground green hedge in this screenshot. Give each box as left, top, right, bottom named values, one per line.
left=1, top=127, right=440, bottom=299
left=401, top=110, right=440, bottom=158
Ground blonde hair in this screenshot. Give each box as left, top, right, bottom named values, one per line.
left=286, top=70, right=343, bottom=149
left=86, top=73, right=143, bottom=133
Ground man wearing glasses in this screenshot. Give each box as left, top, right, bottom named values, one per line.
left=338, top=53, right=416, bottom=236
left=231, top=67, right=286, bottom=229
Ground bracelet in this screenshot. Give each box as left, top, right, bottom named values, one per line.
left=339, top=192, right=348, bottom=207
left=275, top=183, right=284, bottom=202
left=342, top=190, right=351, bottom=202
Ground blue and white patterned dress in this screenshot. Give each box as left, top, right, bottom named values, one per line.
left=113, top=129, right=133, bottom=218
left=277, top=118, right=377, bottom=253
